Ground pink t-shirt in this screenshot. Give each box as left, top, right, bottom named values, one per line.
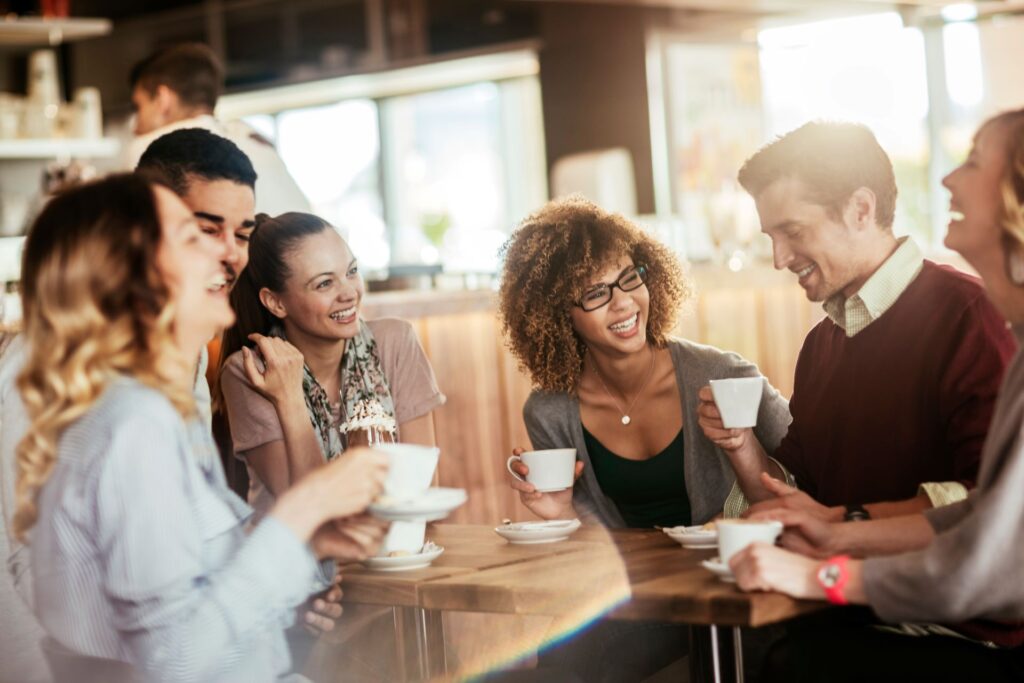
left=220, top=317, right=445, bottom=514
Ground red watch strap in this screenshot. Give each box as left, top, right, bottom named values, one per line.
left=818, top=555, right=851, bottom=605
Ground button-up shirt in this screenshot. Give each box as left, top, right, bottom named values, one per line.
left=31, top=376, right=320, bottom=682
left=824, top=236, right=924, bottom=337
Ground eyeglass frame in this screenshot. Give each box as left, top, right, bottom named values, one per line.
left=573, top=264, right=649, bottom=312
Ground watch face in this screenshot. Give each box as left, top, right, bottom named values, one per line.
left=818, top=563, right=841, bottom=588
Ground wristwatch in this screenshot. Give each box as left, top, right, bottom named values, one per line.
left=843, top=503, right=871, bottom=522
left=816, top=555, right=851, bottom=605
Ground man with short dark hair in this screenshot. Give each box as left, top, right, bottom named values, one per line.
left=700, top=120, right=1016, bottom=521
left=137, top=128, right=258, bottom=428
left=138, top=128, right=257, bottom=297
left=125, top=43, right=309, bottom=216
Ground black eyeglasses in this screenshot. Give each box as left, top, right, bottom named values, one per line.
left=575, top=265, right=648, bottom=312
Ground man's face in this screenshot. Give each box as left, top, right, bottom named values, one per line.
left=180, top=177, right=256, bottom=289
left=756, top=177, right=871, bottom=303
left=131, top=85, right=168, bottom=136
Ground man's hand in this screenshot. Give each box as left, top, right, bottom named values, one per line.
left=696, top=385, right=754, bottom=453
left=743, top=472, right=843, bottom=523
left=749, top=508, right=841, bottom=559
left=300, top=577, right=344, bottom=636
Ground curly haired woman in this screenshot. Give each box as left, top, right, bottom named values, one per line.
left=499, top=196, right=792, bottom=531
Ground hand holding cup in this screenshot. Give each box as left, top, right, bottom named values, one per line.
left=506, top=447, right=582, bottom=520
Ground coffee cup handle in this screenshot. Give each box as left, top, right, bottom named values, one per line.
left=506, top=455, right=527, bottom=483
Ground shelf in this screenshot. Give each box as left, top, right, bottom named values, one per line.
left=0, top=17, right=111, bottom=47
left=0, top=137, right=120, bottom=159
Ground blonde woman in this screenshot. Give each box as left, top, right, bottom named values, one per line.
left=731, top=110, right=1024, bottom=681
left=15, top=174, right=388, bottom=682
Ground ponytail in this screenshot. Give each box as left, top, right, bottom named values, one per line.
left=214, top=212, right=332, bottom=408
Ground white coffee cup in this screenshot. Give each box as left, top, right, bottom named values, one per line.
left=378, top=520, right=426, bottom=557
left=376, top=443, right=439, bottom=499
left=709, top=377, right=764, bottom=429
left=717, top=519, right=783, bottom=565
left=507, top=448, right=576, bottom=492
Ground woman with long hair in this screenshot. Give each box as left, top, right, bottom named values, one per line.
left=730, top=110, right=1024, bottom=681
left=16, top=174, right=388, bottom=682
left=218, top=212, right=443, bottom=518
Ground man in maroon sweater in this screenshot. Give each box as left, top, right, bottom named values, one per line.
left=699, top=121, right=1016, bottom=521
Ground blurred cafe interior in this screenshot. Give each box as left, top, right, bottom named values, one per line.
left=1, top=0, right=1024, bottom=681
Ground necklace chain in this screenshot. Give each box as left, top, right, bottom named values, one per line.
left=591, top=346, right=656, bottom=426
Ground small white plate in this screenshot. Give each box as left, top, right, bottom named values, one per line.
left=663, top=525, right=718, bottom=549
left=701, top=557, right=735, bottom=583
left=369, top=487, right=467, bottom=522
left=363, top=543, right=444, bottom=571
left=494, top=519, right=581, bottom=544
left=663, top=524, right=717, bottom=540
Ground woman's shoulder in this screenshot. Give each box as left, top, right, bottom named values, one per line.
left=523, top=389, right=574, bottom=422
left=366, top=317, right=417, bottom=343
left=100, top=376, right=180, bottom=416
left=219, top=348, right=264, bottom=388
left=67, top=378, right=186, bottom=461
left=665, top=337, right=760, bottom=378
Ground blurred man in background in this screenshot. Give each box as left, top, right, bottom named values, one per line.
left=125, top=42, right=310, bottom=216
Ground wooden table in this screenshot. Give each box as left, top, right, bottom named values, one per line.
left=341, top=524, right=829, bottom=682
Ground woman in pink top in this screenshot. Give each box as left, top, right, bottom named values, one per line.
left=218, top=213, right=445, bottom=519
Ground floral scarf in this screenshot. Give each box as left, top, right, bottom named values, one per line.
left=271, top=320, right=396, bottom=460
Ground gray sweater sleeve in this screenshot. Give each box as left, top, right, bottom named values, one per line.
left=522, top=391, right=603, bottom=524
left=863, top=425, right=1024, bottom=624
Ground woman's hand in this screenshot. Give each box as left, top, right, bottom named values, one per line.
left=508, top=447, right=583, bottom=520
left=273, top=447, right=389, bottom=541
left=241, top=334, right=305, bottom=408
left=696, top=385, right=754, bottom=453
left=729, top=542, right=825, bottom=600
left=312, top=514, right=389, bottom=562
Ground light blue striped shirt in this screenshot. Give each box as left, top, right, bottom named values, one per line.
left=30, top=376, right=320, bottom=682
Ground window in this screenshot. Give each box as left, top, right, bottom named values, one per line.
left=652, top=12, right=956, bottom=258
left=228, top=50, right=546, bottom=274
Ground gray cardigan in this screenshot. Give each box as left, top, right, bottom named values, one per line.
left=864, top=325, right=1024, bottom=627
left=523, top=338, right=792, bottom=527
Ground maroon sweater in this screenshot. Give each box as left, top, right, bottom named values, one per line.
left=773, top=261, right=1017, bottom=506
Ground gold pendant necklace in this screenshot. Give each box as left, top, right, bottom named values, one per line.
left=591, top=346, right=656, bottom=426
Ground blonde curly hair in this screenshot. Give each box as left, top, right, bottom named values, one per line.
left=13, top=174, right=195, bottom=543
left=498, top=196, right=692, bottom=393
left=987, top=109, right=1024, bottom=251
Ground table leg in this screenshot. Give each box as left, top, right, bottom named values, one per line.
left=710, top=624, right=722, bottom=683
left=732, top=627, right=744, bottom=683
left=394, top=607, right=447, bottom=681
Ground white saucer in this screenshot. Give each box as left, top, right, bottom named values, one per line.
left=663, top=525, right=718, bottom=549
left=494, top=519, right=581, bottom=544
left=369, top=487, right=467, bottom=522
left=363, top=543, right=444, bottom=571
left=701, top=557, right=735, bottom=583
